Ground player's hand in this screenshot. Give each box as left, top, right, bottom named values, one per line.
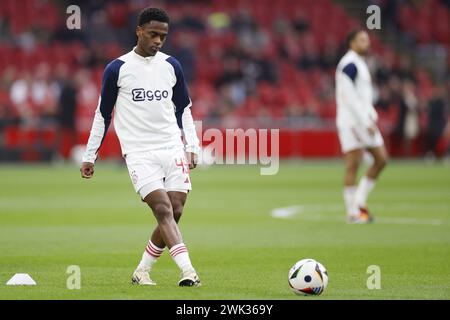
left=186, top=152, right=198, bottom=170
left=80, top=162, right=95, bottom=179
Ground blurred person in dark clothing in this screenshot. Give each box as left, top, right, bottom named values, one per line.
left=292, top=10, right=309, bottom=34
left=425, top=85, right=448, bottom=157
left=168, top=33, right=196, bottom=83
left=55, top=65, right=78, bottom=160
left=393, top=80, right=419, bottom=156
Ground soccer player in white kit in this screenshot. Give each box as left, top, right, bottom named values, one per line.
left=335, top=30, right=388, bottom=223
left=80, top=8, right=201, bottom=286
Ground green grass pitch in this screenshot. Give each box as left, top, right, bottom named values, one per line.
left=0, top=161, right=449, bottom=299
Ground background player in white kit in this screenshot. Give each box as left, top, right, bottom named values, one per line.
left=335, top=30, right=388, bottom=223
left=80, top=8, right=201, bottom=286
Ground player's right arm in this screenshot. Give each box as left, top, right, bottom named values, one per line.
left=80, top=59, right=123, bottom=179
left=339, top=63, right=376, bottom=134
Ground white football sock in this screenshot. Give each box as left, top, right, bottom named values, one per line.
left=169, top=243, right=194, bottom=272
left=343, top=185, right=357, bottom=217
left=137, top=241, right=164, bottom=270
left=354, top=176, right=376, bottom=209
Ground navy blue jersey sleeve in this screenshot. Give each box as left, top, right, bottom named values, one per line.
left=342, top=63, right=357, bottom=82
left=96, top=59, right=124, bottom=152
left=99, top=59, right=124, bottom=132
left=166, top=56, right=192, bottom=128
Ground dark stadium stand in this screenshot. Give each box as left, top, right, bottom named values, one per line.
left=0, top=0, right=448, bottom=161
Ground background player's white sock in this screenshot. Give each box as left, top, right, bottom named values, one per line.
left=169, top=243, right=194, bottom=272
left=137, top=240, right=164, bottom=270
left=354, top=176, right=376, bottom=209
left=343, top=185, right=357, bottom=216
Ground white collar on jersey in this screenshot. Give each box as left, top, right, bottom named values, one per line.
left=348, top=49, right=365, bottom=60
left=132, top=46, right=157, bottom=62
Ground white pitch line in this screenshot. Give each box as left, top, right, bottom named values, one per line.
left=270, top=205, right=447, bottom=226
left=271, top=205, right=303, bottom=218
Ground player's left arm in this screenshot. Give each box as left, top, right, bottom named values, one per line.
left=168, top=57, right=200, bottom=169
left=181, top=106, right=200, bottom=169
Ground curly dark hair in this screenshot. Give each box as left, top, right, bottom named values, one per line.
left=137, top=7, right=169, bottom=26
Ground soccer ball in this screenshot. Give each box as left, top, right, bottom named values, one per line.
left=288, top=259, right=328, bottom=295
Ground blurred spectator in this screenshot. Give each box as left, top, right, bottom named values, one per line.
left=392, top=80, right=420, bottom=156
left=291, top=10, right=310, bottom=34
left=31, top=63, right=57, bottom=125
left=425, top=85, right=448, bottom=157
left=169, top=33, right=196, bottom=82
left=0, top=67, right=18, bottom=129
left=10, top=72, right=34, bottom=124
left=54, top=64, right=78, bottom=160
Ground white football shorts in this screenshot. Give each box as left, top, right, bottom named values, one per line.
left=338, top=125, right=384, bottom=154
left=124, top=146, right=192, bottom=200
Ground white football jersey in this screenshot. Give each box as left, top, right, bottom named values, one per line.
left=82, top=48, right=200, bottom=163
left=335, top=50, right=378, bottom=129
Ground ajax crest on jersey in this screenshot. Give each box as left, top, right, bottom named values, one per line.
left=288, top=259, right=328, bottom=295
